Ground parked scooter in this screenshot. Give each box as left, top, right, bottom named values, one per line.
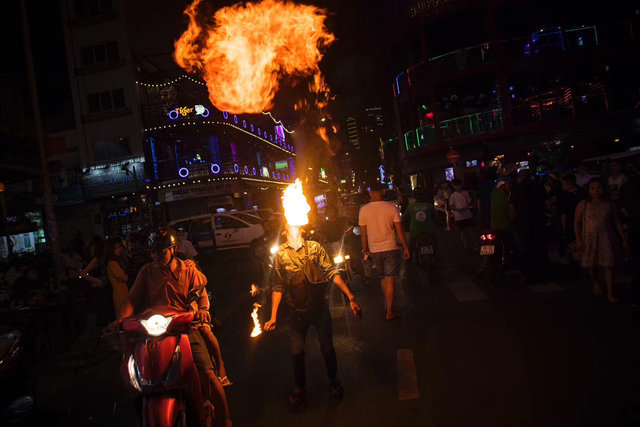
left=0, top=329, right=34, bottom=423
left=413, top=232, right=439, bottom=279
left=116, top=285, right=215, bottom=427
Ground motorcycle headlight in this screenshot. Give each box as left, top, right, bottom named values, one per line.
left=140, top=314, right=172, bottom=337
left=345, top=255, right=350, bottom=260
left=270, top=245, right=279, bottom=255
left=334, top=255, right=344, bottom=264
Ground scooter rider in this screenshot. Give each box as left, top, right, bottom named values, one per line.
left=112, top=226, right=232, bottom=427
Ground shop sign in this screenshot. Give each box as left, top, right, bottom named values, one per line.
left=82, top=162, right=145, bottom=200
left=159, top=182, right=236, bottom=203
left=168, top=104, right=210, bottom=120
left=35, top=184, right=84, bottom=206
left=409, top=0, right=453, bottom=18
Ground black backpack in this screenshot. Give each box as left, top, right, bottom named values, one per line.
left=285, top=244, right=328, bottom=313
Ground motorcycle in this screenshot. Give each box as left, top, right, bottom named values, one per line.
left=413, top=233, right=439, bottom=279
left=477, top=230, right=507, bottom=286
left=0, top=329, right=34, bottom=423
left=117, top=287, right=215, bottom=427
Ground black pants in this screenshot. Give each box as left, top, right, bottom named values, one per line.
left=290, top=302, right=337, bottom=389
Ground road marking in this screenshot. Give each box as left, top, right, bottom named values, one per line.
left=446, top=280, right=489, bottom=302
left=529, top=282, right=565, bottom=293
left=397, top=348, right=420, bottom=401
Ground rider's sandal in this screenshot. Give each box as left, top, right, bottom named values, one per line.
left=288, top=390, right=306, bottom=408
left=218, top=376, right=233, bottom=387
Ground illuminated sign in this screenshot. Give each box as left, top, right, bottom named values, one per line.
left=320, top=168, right=327, bottom=179
left=262, top=167, right=269, bottom=177
left=211, top=163, right=221, bottom=174
left=179, top=167, right=190, bottom=178
left=409, top=0, right=453, bottom=18
left=168, top=105, right=210, bottom=120
left=379, top=165, right=386, bottom=183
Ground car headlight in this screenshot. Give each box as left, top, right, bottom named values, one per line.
left=334, top=255, right=344, bottom=264
left=140, top=314, right=172, bottom=336
left=270, top=245, right=278, bottom=255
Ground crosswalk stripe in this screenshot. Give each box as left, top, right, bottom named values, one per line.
left=446, top=280, right=489, bottom=302
left=397, top=348, right=420, bottom=401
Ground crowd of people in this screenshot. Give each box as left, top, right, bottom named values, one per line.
left=398, top=157, right=639, bottom=306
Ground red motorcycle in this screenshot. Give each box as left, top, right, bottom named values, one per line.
left=117, top=297, right=214, bottom=426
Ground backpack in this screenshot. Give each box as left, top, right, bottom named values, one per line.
left=285, top=244, right=328, bottom=313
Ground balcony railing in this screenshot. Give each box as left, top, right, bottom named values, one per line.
left=405, top=109, right=504, bottom=151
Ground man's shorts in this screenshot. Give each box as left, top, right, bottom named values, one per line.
left=370, top=249, right=401, bottom=278
left=188, top=329, right=214, bottom=372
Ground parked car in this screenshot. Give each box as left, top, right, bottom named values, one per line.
left=169, top=213, right=265, bottom=251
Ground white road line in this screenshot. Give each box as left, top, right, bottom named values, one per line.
left=529, top=282, right=565, bottom=293
left=446, top=280, right=489, bottom=302
left=397, top=348, right=420, bottom=401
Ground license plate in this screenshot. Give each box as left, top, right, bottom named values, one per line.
left=480, top=245, right=495, bottom=255
left=420, top=245, right=434, bottom=255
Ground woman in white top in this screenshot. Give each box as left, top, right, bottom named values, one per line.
left=449, top=179, right=475, bottom=250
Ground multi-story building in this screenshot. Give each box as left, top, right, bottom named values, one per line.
left=47, top=0, right=146, bottom=239
left=384, top=0, right=639, bottom=189
left=137, top=73, right=295, bottom=222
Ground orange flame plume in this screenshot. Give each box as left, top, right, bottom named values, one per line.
left=251, top=303, right=262, bottom=337
left=282, top=179, right=310, bottom=227
left=174, top=0, right=335, bottom=115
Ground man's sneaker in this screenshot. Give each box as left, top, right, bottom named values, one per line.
left=329, top=381, right=344, bottom=398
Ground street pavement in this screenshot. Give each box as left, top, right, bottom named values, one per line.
left=24, top=229, right=640, bottom=427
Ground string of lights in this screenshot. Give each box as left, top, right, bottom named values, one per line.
left=148, top=174, right=292, bottom=190
left=260, top=111, right=294, bottom=134
left=135, top=74, right=206, bottom=88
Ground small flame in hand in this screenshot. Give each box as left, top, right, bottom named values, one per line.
left=251, top=303, right=262, bottom=337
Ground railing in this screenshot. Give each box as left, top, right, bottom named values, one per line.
left=405, top=109, right=504, bottom=151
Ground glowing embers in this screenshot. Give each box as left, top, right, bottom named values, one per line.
left=173, top=0, right=335, bottom=114
left=282, top=179, right=310, bottom=227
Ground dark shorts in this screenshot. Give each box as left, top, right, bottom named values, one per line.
left=370, top=249, right=402, bottom=278
left=188, top=329, right=214, bottom=372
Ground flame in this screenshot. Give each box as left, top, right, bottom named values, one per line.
left=250, top=303, right=262, bottom=337
left=174, top=0, right=335, bottom=115
left=282, top=179, right=310, bottom=226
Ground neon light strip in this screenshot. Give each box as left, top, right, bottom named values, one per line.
left=241, top=177, right=291, bottom=185
left=143, top=121, right=295, bottom=155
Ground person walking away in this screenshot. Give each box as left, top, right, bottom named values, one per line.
left=449, top=179, right=475, bottom=251
left=434, top=182, right=451, bottom=230
left=114, top=227, right=232, bottom=426
left=574, top=178, right=629, bottom=303
left=618, top=161, right=639, bottom=315
left=403, top=187, right=436, bottom=256
left=476, top=170, right=496, bottom=229
left=359, top=182, right=410, bottom=320
left=264, top=222, right=361, bottom=407
left=557, top=174, right=583, bottom=257
left=607, top=160, right=628, bottom=201
left=105, top=237, right=129, bottom=318
left=490, top=178, right=516, bottom=253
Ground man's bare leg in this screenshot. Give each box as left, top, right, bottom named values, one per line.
left=381, top=277, right=397, bottom=319
left=201, top=369, right=232, bottom=427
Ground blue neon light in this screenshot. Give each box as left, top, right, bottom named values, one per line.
left=179, top=167, right=189, bottom=178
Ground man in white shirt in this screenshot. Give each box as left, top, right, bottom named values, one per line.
left=608, top=160, right=628, bottom=200
left=449, top=179, right=475, bottom=250
left=359, top=182, right=410, bottom=320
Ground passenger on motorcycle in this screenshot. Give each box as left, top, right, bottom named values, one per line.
left=112, top=227, right=233, bottom=427
left=403, top=187, right=436, bottom=256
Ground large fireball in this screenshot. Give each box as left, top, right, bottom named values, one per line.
left=174, top=0, right=335, bottom=114
left=282, top=179, right=310, bottom=227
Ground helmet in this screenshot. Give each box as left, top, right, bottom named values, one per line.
left=412, top=187, right=427, bottom=201
left=148, top=226, right=178, bottom=253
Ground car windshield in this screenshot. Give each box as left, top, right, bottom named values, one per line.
left=232, top=212, right=262, bottom=224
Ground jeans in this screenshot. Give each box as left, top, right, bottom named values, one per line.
left=290, top=301, right=337, bottom=389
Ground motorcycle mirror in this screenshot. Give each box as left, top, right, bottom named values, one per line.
left=352, top=226, right=361, bottom=236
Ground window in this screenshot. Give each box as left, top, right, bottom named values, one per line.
left=80, top=42, right=119, bottom=67
left=215, top=216, right=247, bottom=230
left=87, top=88, right=125, bottom=113
left=75, top=0, right=112, bottom=18
left=232, top=212, right=262, bottom=224
left=191, top=218, right=212, bottom=233
left=93, top=137, right=131, bottom=161
left=173, top=221, right=191, bottom=233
